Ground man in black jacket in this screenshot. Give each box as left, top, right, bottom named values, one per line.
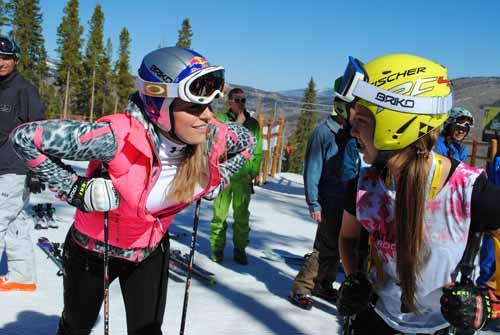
left=0, top=36, right=45, bottom=292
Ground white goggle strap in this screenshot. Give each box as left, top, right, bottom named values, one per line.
left=342, top=70, right=366, bottom=102
left=353, top=80, right=452, bottom=115
left=136, top=77, right=179, bottom=98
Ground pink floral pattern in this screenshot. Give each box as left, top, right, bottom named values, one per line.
left=426, top=198, right=442, bottom=214
left=356, top=163, right=483, bottom=263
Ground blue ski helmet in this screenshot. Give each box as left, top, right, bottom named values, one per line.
left=0, top=36, right=20, bottom=59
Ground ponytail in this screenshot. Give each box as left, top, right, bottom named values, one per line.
left=387, top=128, right=439, bottom=312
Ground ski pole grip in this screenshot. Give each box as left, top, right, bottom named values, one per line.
left=459, top=231, right=482, bottom=285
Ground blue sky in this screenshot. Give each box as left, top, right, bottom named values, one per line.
left=38, top=0, right=500, bottom=92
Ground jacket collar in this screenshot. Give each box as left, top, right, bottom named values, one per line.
left=324, top=115, right=342, bottom=134
left=125, top=93, right=160, bottom=156
left=227, top=109, right=250, bottom=123
left=0, top=69, right=18, bottom=88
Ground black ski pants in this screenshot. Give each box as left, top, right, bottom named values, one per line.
left=291, top=208, right=342, bottom=295
left=56, top=231, right=170, bottom=335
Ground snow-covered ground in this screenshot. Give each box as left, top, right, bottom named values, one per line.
left=1, top=171, right=499, bottom=334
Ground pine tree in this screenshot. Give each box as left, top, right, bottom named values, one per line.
left=176, top=18, right=192, bottom=48
left=9, top=0, right=48, bottom=87
left=41, top=83, right=62, bottom=119
left=100, top=38, right=114, bottom=116
left=114, top=27, right=133, bottom=112
left=0, top=0, right=9, bottom=34
left=80, top=4, right=104, bottom=121
left=56, top=0, right=83, bottom=119
left=287, top=77, right=317, bottom=173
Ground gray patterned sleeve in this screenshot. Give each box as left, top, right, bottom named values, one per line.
left=204, top=121, right=256, bottom=200
left=11, top=120, right=117, bottom=199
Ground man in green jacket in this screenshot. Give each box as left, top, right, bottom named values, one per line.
left=210, top=88, right=263, bottom=265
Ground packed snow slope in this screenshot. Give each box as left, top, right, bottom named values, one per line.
left=1, top=171, right=498, bottom=334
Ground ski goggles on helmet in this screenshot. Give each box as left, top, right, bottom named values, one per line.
left=0, top=37, right=19, bottom=57
left=454, top=120, right=472, bottom=132
left=333, top=75, right=352, bottom=119
left=335, top=56, right=453, bottom=116
left=333, top=96, right=352, bottom=120
left=455, top=116, right=474, bottom=127
left=136, top=66, right=225, bottom=105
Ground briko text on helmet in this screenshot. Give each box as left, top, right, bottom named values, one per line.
left=150, top=64, right=174, bottom=83
left=375, top=92, right=415, bottom=108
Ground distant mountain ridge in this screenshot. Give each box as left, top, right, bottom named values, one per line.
left=226, top=77, right=500, bottom=140
left=279, top=87, right=334, bottom=98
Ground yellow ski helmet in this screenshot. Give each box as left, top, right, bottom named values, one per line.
left=335, top=54, right=452, bottom=150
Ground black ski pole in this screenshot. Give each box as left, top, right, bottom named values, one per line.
left=458, top=232, right=482, bottom=285
left=103, top=211, right=110, bottom=335
left=343, top=228, right=370, bottom=335
left=179, top=199, right=202, bottom=335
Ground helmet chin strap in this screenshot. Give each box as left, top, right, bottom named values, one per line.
left=166, top=106, right=191, bottom=145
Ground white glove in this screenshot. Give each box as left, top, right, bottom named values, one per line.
left=68, top=177, right=120, bottom=212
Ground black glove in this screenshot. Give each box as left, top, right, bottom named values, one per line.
left=27, top=172, right=45, bottom=193
left=440, top=282, right=496, bottom=330
left=337, top=271, right=374, bottom=316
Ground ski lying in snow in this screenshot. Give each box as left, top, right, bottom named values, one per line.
left=36, top=238, right=215, bottom=284
left=169, top=231, right=188, bottom=241
left=169, top=249, right=216, bottom=285
left=37, top=237, right=64, bottom=276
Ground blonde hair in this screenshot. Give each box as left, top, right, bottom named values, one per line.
left=386, top=128, right=440, bottom=312
left=167, top=141, right=209, bottom=203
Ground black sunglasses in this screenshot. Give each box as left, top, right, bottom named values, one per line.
left=231, top=98, right=246, bottom=103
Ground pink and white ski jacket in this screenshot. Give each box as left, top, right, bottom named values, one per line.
left=11, top=94, right=255, bottom=261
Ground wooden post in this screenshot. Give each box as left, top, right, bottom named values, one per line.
left=270, top=116, right=285, bottom=177
left=489, top=139, right=498, bottom=164
left=255, top=114, right=266, bottom=185
left=261, top=118, right=274, bottom=184
left=470, top=139, right=478, bottom=167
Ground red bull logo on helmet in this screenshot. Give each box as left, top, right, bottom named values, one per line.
left=175, top=56, right=209, bottom=82
left=189, top=56, right=207, bottom=66
left=188, top=56, right=208, bottom=73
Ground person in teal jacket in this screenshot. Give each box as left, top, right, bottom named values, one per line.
left=434, top=106, right=474, bottom=161
left=288, top=97, right=360, bottom=310
left=210, top=88, right=263, bottom=265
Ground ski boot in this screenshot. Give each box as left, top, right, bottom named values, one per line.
left=44, top=203, right=58, bottom=229
left=312, top=281, right=338, bottom=303
left=233, top=248, right=248, bottom=265
left=33, top=204, right=48, bottom=230
left=210, top=249, right=224, bottom=263
left=288, top=292, right=313, bottom=310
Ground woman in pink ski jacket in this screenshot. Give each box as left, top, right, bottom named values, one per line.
left=11, top=47, right=255, bottom=335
